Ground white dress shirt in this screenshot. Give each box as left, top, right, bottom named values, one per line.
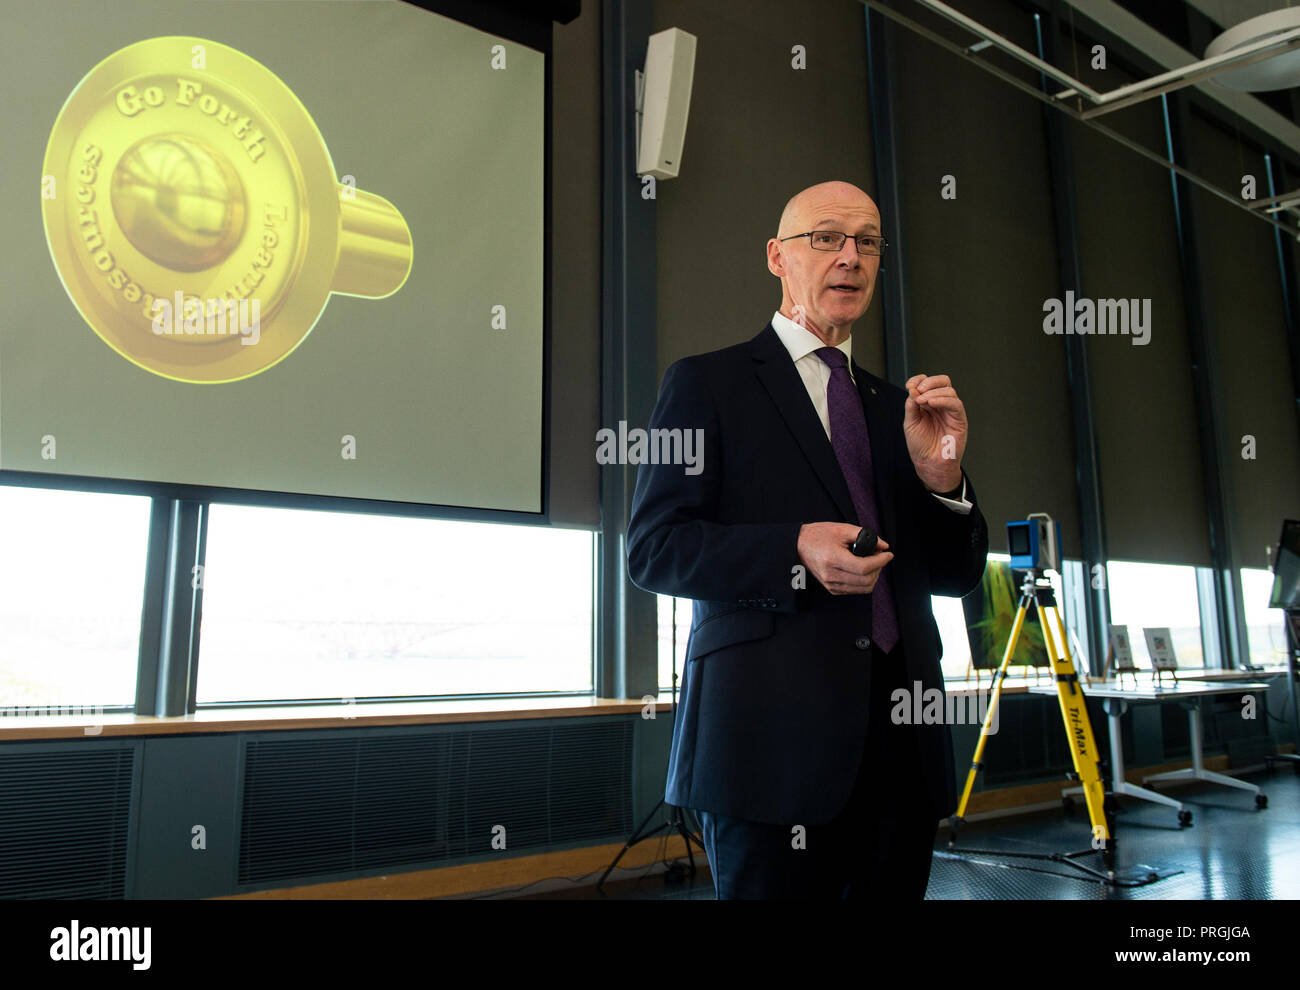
left=769, top=310, right=972, bottom=515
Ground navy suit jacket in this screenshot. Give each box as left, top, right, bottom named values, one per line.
left=626, top=322, right=989, bottom=825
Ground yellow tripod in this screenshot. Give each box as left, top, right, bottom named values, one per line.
left=948, top=567, right=1116, bottom=881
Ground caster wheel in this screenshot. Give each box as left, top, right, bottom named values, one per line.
left=1178, top=809, right=1193, bottom=826
left=1255, top=794, right=1268, bottom=808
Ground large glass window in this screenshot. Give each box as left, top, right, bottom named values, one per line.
left=0, top=485, right=151, bottom=710
left=1241, top=566, right=1289, bottom=666
left=1106, top=559, right=1204, bottom=669
left=657, top=594, right=691, bottom=695
left=934, top=592, right=974, bottom=680
left=197, top=505, right=594, bottom=703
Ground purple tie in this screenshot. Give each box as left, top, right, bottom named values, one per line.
left=814, top=346, right=899, bottom=654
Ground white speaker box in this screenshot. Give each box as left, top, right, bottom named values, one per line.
left=637, top=27, right=697, bottom=180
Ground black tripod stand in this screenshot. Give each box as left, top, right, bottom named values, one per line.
left=597, top=598, right=707, bottom=894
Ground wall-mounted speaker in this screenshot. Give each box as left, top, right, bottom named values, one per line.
left=637, top=27, right=697, bottom=180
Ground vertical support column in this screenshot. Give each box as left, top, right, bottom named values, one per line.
left=1036, top=5, right=1110, bottom=677
left=135, top=498, right=206, bottom=716
left=1196, top=566, right=1223, bottom=671
left=598, top=0, right=658, bottom=700
left=865, top=6, right=912, bottom=385
left=1162, top=92, right=1248, bottom=669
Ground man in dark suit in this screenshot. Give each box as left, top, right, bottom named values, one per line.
left=626, top=180, right=988, bottom=899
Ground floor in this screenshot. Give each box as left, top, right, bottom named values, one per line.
left=505, top=765, right=1300, bottom=899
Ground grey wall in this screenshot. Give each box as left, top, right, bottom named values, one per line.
left=1189, top=110, right=1300, bottom=569
left=894, top=0, right=1081, bottom=556
left=1065, top=35, right=1211, bottom=568
left=653, top=0, right=885, bottom=377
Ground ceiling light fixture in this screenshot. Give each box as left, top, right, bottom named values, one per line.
left=1206, top=7, right=1300, bottom=91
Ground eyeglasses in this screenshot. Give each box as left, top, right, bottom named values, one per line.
left=779, top=230, right=888, bottom=256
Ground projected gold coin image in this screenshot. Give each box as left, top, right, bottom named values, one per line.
left=112, top=133, right=248, bottom=272
left=40, top=36, right=413, bottom=384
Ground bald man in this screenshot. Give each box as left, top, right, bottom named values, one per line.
left=627, top=180, right=989, bottom=899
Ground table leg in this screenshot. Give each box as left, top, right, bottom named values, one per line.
left=1062, top=700, right=1185, bottom=812
left=1143, top=702, right=1262, bottom=797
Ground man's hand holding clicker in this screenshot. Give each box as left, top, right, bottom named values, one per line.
left=796, top=522, right=893, bottom=595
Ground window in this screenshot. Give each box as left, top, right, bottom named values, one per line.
left=0, top=485, right=151, bottom=710
left=1241, top=566, right=1288, bottom=666
left=934, top=592, right=973, bottom=680
left=659, top=583, right=986, bottom=686
left=197, top=505, right=594, bottom=703
left=1106, top=559, right=1204, bottom=669
left=657, top=594, right=692, bottom=694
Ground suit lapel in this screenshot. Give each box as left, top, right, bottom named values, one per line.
left=853, top=360, right=899, bottom=544
left=751, top=324, right=857, bottom=523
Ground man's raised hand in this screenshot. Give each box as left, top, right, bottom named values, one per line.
left=903, top=372, right=967, bottom=492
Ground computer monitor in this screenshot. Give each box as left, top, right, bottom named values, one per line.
left=1267, top=519, right=1300, bottom=609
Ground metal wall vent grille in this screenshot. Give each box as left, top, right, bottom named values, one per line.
left=238, top=720, right=633, bottom=886
left=0, top=747, right=134, bottom=899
